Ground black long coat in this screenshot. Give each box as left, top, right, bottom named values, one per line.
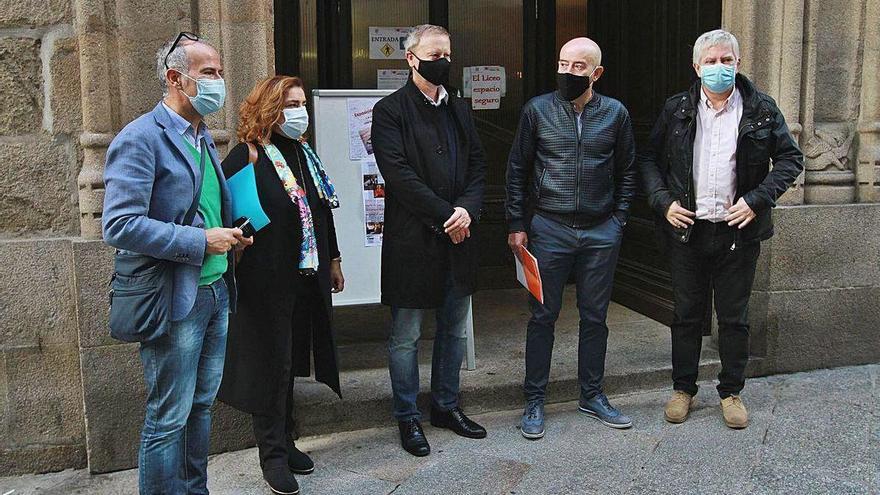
left=217, top=134, right=341, bottom=415
left=371, top=79, right=487, bottom=308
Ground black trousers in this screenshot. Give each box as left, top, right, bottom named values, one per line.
left=252, top=277, right=320, bottom=470
left=668, top=220, right=760, bottom=399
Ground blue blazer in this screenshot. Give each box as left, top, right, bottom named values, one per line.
left=102, top=103, right=236, bottom=321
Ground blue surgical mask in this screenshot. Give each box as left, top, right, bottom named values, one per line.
left=700, top=63, right=736, bottom=93
left=279, top=106, right=309, bottom=140
left=180, top=73, right=226, bottom=116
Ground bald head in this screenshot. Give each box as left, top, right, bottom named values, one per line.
left=559, top=37, right=602, bottom=71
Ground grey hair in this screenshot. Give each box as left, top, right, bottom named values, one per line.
left=403, top=24, right=450, bottom=52
left=156, top=36, right=214, bottom=96
left=692, top=29, right=740, bottom=64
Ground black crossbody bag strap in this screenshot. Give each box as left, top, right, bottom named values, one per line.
left=183, top=139, right=208, bottom=226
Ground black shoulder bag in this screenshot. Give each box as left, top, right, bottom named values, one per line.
left=108, top=143, right=205, bottom=343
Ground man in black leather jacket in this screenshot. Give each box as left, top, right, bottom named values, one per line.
left=640, top=29, right=803, bottom=430
left=506, top=37, right=637, bottom=440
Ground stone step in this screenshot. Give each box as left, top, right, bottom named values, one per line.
left=211, top=289, right=732, bottom=455
left=289, top=347, right=724, bottom=438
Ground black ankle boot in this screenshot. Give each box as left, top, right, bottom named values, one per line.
left=286, top=439, right=315, bottom=475
left=262, top=465, right=299, bottom=495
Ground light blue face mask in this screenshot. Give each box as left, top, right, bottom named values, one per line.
left=180, top=73, right=226, bottom=116
left=279, top=106, right=309, bottom=140
left=700, top=63, right=736, bottom=93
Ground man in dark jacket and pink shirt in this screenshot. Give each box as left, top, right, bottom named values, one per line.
left=640, top=29, right=803, bottom=430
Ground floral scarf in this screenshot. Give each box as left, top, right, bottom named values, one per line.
left=262, top=142, right=338, bottom=273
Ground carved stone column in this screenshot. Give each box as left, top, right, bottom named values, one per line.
left=800, top=0, right=863, bottom=204
left=856, top=0, right=880, bottom=203
left=74, top=0, right=116, bottom=239
left=198, top=0, right=275, bottom=156
left=723, top=0, right=806, bottom=205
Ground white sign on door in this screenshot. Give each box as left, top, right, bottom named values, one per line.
left=369, top=27, right=413, bottom=59
left=463, top=66, right=507, bottom=97
left=377, top=69, right=410, bottom=89
left=469, top=66, right=504, bottom=110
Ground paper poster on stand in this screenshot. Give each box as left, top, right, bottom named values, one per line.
left=377, top=69, right=410, bottom=90
left=369, top=27, right=413, bottom=59
left=347, top=97, right=382, bottom=161
left=470, top=66, right=503, bottom=110
left=361, top=161, right=385, bottom=247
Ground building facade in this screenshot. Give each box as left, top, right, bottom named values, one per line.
left=0, top=0, right=877, bottom=475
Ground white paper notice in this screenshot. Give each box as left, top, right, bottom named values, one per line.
left=377, top=69, right=410, bottom=90
left=369, top=27, right=413, bottom=59
left=462, top=66, right=506, bottom=97
left=470, top=66, right=503, bottom=110
left=362, top=161, right=385, bottom=247
left=347, top=97, right=382, bottom=161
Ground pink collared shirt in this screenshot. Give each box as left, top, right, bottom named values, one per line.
left=693, top=87, right=743, bottom=222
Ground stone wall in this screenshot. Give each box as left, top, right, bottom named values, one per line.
left=0, top=0, right=275, bottom=476
left=759, top=204, right=880, bottom=373
left=0, top=6, right=80, bottom=236
left=0, top=0, right=86, bottom=475
left=725, top=0, right=880, bottom=206
left=725, top=0, right=880, bottom=379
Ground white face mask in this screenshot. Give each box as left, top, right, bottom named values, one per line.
left=279, top=106, right=309, bottom=139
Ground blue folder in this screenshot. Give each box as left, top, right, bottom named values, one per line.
left=226, top=163, right=270, bottom=231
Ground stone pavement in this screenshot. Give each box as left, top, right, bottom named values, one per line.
left=2, top=365, right=877, bottom=495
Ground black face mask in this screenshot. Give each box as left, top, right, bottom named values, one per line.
left=412, top=54, right=451, bottom=86
left=556, top=72, right=592, bottom=101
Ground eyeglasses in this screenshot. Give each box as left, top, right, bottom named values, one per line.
left=164, top=32, right=199, bottom=70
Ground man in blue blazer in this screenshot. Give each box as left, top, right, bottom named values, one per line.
left=102, top=33, right=251, bottom=495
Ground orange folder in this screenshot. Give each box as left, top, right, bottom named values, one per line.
left=514, top=245, right=544, bottom=304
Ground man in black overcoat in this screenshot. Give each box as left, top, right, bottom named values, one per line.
left=371, top=24, right=488, bottom=457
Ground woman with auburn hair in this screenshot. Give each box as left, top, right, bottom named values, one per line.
left=217, top=75, right=344, bottom=495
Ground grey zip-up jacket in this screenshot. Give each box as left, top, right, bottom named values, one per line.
left=505, top=90, right=637, bottom=232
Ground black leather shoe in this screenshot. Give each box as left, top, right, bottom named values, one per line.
left=398, top=418, right=431, bottom=457
left=263, top=465, right=300, bottom=495
left=286, top=439, right=315, bottom=475
left=430, top=406, right=487, bottom=439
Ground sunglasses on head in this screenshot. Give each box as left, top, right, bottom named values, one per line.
left=164, top=31, right=199, bottom=70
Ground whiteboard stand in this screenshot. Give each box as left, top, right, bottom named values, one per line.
left=312, top=89, right=477, bottom=370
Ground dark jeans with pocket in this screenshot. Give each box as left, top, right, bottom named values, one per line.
left=668, top=220, right=761, bottom=399
left=523, top=213, right=623, bottom=403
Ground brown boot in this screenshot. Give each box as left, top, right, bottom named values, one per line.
left=664, top=391, right=696, bottom=423
left=720, top=395, right=749, bottom=429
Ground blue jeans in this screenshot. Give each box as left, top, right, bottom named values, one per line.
left=524, top=213, right=622, bottom=403
left=138, top=278, right=229, bottom=495
left=388, top=292, right=471, bottom=421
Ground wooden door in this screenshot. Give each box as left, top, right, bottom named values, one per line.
left=587, top=0, right=722, bottom=324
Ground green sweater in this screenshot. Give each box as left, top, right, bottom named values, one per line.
left=185, top=139, right=227, bottom=286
